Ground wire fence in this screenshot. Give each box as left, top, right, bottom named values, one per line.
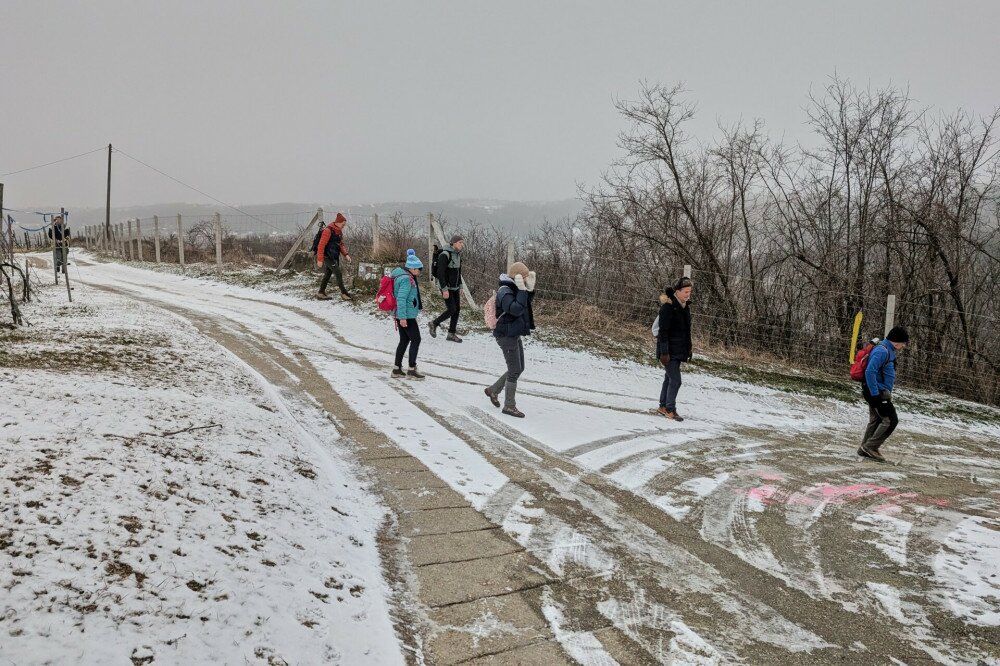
left=53, top=210, right=1000, bottom=407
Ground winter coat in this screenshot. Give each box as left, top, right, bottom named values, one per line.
left=864, top=338, right=897, bottom=396
left=316, top=224, right=348, bottom=263
left=435, top=245, right=463, bottom=290
left=493, top=277, right=535, bottom=338
left=48, top=225, right=70, bottom=242
left=656, top=288, right=692, bottom=361
left=391, top=267, right=421, bottom=320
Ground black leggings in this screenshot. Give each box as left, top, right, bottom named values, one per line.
left=433, top=293, right=461, bottom=333
left=395, top=320, right=421, bottom=368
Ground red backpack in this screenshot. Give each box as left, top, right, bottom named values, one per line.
left=375, top=273, right=413, bottom=312
left=850, top=343, right=876, bottom=381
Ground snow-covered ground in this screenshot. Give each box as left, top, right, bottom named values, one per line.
left=1, top=281, right=402, bottom=664
left=4, top=253, right=1000, bottom=664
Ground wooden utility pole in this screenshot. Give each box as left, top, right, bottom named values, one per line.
left=214, top=212, right=222, bottom=273
left=372, top=213, right=380, bottom=259
left=105, top=144, right=112, bottom=241
left=177, top=214, right=185, bottom=268
left=136, top=218, right=144, bottom=261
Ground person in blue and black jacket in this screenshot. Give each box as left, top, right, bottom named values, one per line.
left=859, top=326, right=909, bottom=462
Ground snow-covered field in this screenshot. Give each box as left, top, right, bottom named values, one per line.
left=4, top=252, right=1000, bottom=664
left=1, top=279, right=401, bottom=664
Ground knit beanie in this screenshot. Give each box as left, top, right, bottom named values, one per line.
left=450, top=234, right=464, bottom=245
left=333, top=212, right=347, bottom=228
left=886, top=326, right=909, bottom=344
left=404, top=249, right=423, bottom=270
left=508, top=261, right=530, bottom=280
left=674, top=276, right=693, bottom=291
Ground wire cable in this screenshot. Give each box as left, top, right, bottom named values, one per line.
left=0, top=146, right=107, bottom=178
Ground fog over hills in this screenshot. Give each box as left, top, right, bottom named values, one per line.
left=42, top=199, right=584, bottom=235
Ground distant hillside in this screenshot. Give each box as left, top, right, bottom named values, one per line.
left=45, top=199, right=585, bottom=235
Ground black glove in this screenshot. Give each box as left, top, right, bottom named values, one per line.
left=879, top=389, right=892, bottom=403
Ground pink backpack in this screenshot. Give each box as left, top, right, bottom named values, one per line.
left=483, top=290, right=499, bottom=329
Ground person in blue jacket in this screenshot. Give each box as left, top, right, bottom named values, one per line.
left=484, top=262, right=535, bottom=418
left=859, top=326, right=909, bottom=461
left=391, top=250, right=424, bottom=379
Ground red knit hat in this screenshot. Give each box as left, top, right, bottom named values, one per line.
left=333, top=213, right=347, bottom=227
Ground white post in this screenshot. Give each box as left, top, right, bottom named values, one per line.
left=84, top=225, right=91, bottom=250
left=884, top=294, right=896, bottom=337
left=136, top=218, right=144, bottom=261
left=214, top=212, right=222, bottom=273
left=153, top=215, right=161, bottom=263
left=684, top=264, right=692, bottom=278
left=506, top=241, right=515, bottom=272
left=372, top=213, right=380, bottom=259
left=177, top=214, right=185, bottom=268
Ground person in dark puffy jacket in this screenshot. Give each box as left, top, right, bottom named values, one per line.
left=316, top=213, right=353, bottom=301
left=656, top=276, right=693, bottom=421
left=48, top=215, right=71, bottom=274
left=484, top=262, right=535, bottom=418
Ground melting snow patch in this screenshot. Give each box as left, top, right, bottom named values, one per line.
left=542, top=590, right=620, bottom=666
left=933, top=516, right=1000, bottom=626
left=854, top=512, right=913, bottom=566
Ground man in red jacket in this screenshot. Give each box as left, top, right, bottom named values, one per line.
left=316, top=213, right=353, bottom=300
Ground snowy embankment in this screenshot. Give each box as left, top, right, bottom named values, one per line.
left=1, top=282, right=402, bottom=664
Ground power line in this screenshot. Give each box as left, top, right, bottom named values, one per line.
left=112, top=147, right=291, bottom=233
left=0, top=146, right=107, bottom=178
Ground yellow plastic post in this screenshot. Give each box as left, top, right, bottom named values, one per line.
left=849, top=311, right=864, bottom=364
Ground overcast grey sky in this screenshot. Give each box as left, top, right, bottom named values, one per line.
left=2, top=0, right=998, bottom=209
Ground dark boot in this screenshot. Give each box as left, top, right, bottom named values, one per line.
left=428, top=322, right=438, bottom=338
left=859, top=445, right=886, bottom=462
left=484, top=387, right=500, bottom=408
left=502, top=406, right=525, bottom=418
left=407, top=367, right=425, bottom=379
left=391, top=367, right=405, bottom=378
left=446, top=333, right=463, bottom=343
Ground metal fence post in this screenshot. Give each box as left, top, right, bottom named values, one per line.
left=153, top=215, right=161, bottom=263
left=884, top=295, right=896, bottom=337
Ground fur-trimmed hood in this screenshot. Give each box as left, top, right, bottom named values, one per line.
left=659, top=287, right=675, bottom=305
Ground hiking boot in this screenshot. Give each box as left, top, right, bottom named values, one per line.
left=858, top=445, right=886, bottom=462
left=340, top=292, right=353, bottom=301
left=391, top=367, right=405, bottom=378
left=484, top=387, right=500, bottom=408
left=446, top=333, right=463, bottom=343
left=502, top=406, right=525, bottom=418
left=316, top=291, right=331, bottom=300
left=407, top=367, right=425, bottom=379
left=657, top=407, right=684, bottom=421
left=428, top=322, right=439, bottom=338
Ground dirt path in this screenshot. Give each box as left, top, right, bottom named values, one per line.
left=70, top=257, right=999, bottom=664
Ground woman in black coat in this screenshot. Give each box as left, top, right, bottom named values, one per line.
left=656, top=277, right=693, bottom=421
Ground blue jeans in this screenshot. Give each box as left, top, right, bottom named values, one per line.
left=659, top=359, right=682, bottom=410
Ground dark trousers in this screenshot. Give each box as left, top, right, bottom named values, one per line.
left=319, top=258, right=347, bottom=294
left=489, top=336, right=525, bottom=408
left=659, top=358, right=683, bottom=410
left=395, top=320, right=421, bottom=368
left=433, top=292, right=461, bottom=333
left=861, top=387, right=899, bottom=450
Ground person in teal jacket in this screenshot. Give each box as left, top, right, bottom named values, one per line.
left=859, top=326, right=909, bottom=461
left=392, top=250, right=424, bottom=378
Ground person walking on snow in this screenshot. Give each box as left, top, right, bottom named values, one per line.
left=316, top=213, right=353, bottom=300
left=484, top=262, right=536, bottom=418
left=391, top=250, right=425, bottom=379
left=656, top=277, right=693, bottom=421
left=48, top=215, right=70, bottom=274
left=859, top=326, right=909, bottom=462
left=430, top=235, right=465, bottom=342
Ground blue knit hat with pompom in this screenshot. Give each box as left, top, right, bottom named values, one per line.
left=405, top=249, right=424, bottom=270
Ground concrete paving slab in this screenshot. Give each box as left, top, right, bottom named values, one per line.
left=398, top=507, right=495, bottom=537
left=459, top=640, right=573, bottom=665
left=368, top=454, right=428, bottom=472
left=387, top=485, right=470, bottom=512
left=374, top=468, right=451, bottom=490
left=409, top=527, right=523, bottom=566
left=425, top=590, right=552, bottom=665
left=416, top=551, right=554, bottom=607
